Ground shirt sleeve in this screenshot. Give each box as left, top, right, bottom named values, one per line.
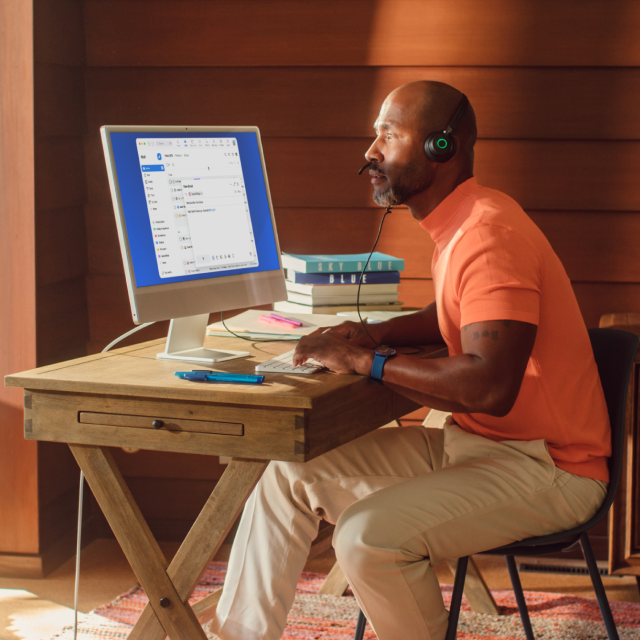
left=449, top=223, right=542, bottom=328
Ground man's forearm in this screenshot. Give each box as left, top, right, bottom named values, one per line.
left=371, top=301, right=444, bottom=346
left=353, top=318, right=536, bottom=417
left=353, top=350, right=513, bottom=417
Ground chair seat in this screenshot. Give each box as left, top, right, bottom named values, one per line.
left=482, top=535, right=580, bottom=557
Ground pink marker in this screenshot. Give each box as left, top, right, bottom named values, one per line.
left=259, top=315, right=298, bottom=329
left=270, top=313, right=303, bottom=327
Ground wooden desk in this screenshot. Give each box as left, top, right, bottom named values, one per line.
left=5, top=335, right=420, bottom=640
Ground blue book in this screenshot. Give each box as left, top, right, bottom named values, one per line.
left=281, top=252, right=404, bottom=274
left=286, top=270, right=401, bottom=285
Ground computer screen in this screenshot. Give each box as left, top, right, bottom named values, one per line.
left=109, top=130, right=281, bottom=286
left=101, top=126, right=287, bottom=362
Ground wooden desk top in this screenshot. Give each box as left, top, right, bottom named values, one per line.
left=5, top=336, right=433, bottom=461
left=5, top=336, right=373, bottom=410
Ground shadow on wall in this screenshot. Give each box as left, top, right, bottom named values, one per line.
left=82, top=0, right=386, bottom=351
left=362, top=0, right=640, bottom=325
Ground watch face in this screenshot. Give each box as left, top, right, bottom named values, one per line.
left=375, top=346, right=397, bottom=357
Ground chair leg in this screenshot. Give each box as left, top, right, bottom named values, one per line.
left=505, top=555, right=535, bottom=640
left=445, top=555, right=468, bottom=640
left=579, top=532, right=620, bottom=640
left=354, top=609, right=367, bottom=640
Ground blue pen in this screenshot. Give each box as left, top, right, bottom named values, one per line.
left=175, top=371, right=264, bottom=384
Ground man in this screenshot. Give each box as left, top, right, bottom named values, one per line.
left=210, top=81, right=610, bottom=640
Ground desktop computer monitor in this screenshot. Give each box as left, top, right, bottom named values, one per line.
left=100, top=125, right=287, bottom=364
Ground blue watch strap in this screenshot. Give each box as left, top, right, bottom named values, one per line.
left=370, top=352, right=388, bottom=384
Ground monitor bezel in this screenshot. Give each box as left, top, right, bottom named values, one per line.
left=100, top=125, right=287, bottom=324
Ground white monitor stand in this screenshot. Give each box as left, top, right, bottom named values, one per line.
left=156, top=314, right=249, bottom=365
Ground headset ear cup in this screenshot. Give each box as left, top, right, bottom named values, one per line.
left=424, top=132, right=457, bottom=163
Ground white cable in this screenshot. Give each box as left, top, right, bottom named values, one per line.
left=73, top=471, right=84, bottom=640
left=72, top=321, right=155, bottom=638
left=101, top=322, right=155, bottom=354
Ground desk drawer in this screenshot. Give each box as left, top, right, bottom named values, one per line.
left=25, top=391, right=305, bottom=461
left=78, top=411, right=243, bottom=436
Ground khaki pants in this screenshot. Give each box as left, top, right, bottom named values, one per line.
left=210, top=412, right=607, bottom=640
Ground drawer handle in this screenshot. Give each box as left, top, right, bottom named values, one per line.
left=152, top=419, right=165, bottom=429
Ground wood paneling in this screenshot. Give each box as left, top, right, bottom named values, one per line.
left=36, top=207, right=88, bottom=286
left=85, top=273, right=144, bottom=342
left=85, top=66, right=640, bottom=141
left=531, top=212, right=640, bottom=284
left=85, top=204, right=640, bottom=285
left=111, top=449, right=225, bottom=480
left=125, top=478, right=217, bottom=522
left=573, top=283, right=640, bottom=330
left=0, top=0, right=92, bottom=574
left=34, top=64, right=86, bottom=137
left=35, top=137, right=87, bottom=211
left=36, top=277, right=90, bottom=366
left=71, top=0, right=640, bottom=578
left=84, top=0, right=640, bottom=68
left=85, top=137, right=640, bottom=211
left=33, top=0, right=85, bottom=66
left=264, top=139, right=640, bottom=212
left=33, top=0, right=90, bottom=373
left=0, top=0, right=38, bottom=555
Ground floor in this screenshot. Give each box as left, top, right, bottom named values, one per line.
left=0, top=538, right=638, bottom=640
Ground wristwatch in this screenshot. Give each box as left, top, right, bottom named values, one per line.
left=370, top=345, right=397, bottom=384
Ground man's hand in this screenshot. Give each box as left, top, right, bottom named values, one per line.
left=293, top=327, right=373, bottom=375
left=323, top=320, right=382, bottom=349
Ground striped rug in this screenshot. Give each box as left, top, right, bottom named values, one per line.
left=49, top=561, right=640, bottom=639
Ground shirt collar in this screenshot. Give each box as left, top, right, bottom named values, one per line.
left=419, top=177, right=478, bottom=250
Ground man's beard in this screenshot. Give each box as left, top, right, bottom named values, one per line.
left=372, top=162, right=431, bottom=207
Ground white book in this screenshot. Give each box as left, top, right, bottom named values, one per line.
left=285, top=281, right=399, bottom=297
left=274, top=300, right=404, bottom=315
left=287, top=291, right=399, bottom=306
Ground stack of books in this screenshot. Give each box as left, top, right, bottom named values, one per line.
left=277, top=252, right=404, bottom=315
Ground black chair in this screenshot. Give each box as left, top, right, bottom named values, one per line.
left=353, top=328, right=639, bottom=640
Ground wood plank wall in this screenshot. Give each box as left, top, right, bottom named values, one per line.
left=2, top=0, right=94, bottom=578
left=82, top=0, right=640, bottom=435
left=0, top=0, right=96, bottom=578
left=3, top=0, right=634, bottom=572
left=82, top=0, right=640, bottom=348
left=35, top=0, right=90, bottom=367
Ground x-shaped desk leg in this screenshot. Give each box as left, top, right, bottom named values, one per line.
left=70, top=444, right=267, bottom=640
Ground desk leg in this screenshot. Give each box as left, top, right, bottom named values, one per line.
left=127, top=456, right=268, bottom=640
left=446, top=558, right=500, bottom=615
left=318, top=561, right=350, bottom=596
left=70, top=444, right=207, bottom=640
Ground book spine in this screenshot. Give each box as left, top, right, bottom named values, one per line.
left=282, top=256, right=404, bottom=274
left=286, top=270, right=401, bottom=285
left=274, top=300, right=403, bottom=314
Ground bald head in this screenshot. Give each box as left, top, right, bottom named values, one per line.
left=365, top=80, right=476, bottom=215
left=386, top=81, right=477, bottom=155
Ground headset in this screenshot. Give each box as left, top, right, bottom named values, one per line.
left=359, top=93, right=470, bottom=175
left=423, top=94, right=469, bottom=163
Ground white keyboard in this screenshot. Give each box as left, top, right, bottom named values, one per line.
left=255, top=349, right=324, bottom=374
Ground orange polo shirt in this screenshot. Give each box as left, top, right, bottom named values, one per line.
left=420, top=177, right=610, bottom=482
